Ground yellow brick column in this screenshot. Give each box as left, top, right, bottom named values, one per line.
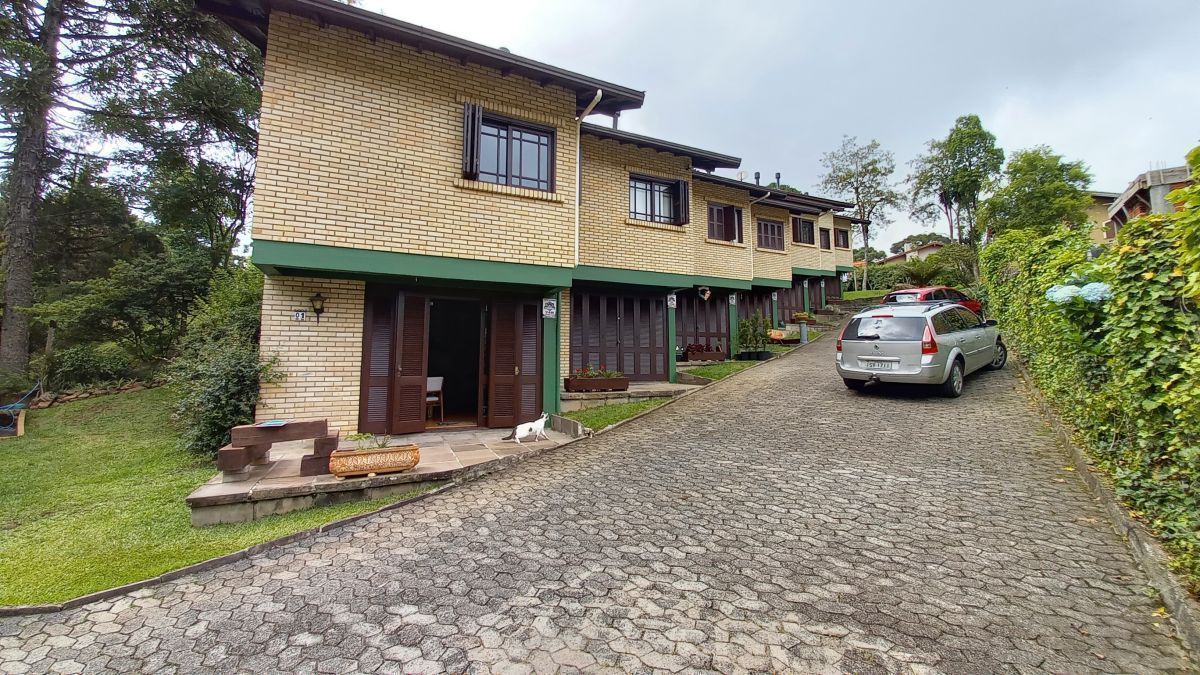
left=257, top=275, right=365, bottom=434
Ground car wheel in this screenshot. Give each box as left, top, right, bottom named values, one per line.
left=939, top=360, right=964, bottom=398
left=843, top=378, right=866, bottom=391
left=986, top=341, right=1008, bottom=370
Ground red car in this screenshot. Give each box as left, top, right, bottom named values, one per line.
left=882, top=286, right=984, bottom=315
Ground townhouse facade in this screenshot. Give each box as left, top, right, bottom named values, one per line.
left=200, top=0, right=854, bottom=435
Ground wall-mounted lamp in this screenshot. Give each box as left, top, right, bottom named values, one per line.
left=309, top=292, right=326, bottom=323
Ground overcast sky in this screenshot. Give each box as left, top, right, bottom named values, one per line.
left=367, top=0, right=1199, bottom=250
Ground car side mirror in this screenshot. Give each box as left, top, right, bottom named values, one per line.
left=984, top=319, right=997, bottom=327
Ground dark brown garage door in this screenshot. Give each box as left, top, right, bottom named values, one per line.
left=676, top=292, right=731, bottom=353
left=570, top=290, right=669, bottom=381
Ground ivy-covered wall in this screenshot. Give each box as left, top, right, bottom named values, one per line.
left=980, top=148, right=1200, bottom=592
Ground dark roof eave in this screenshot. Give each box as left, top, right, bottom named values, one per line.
left=758, top=199, right=822, bottom=215
left=195, top=0, right=646, bottom=116
left=582, top=124, right=740, bottom=171
left=693, top=171, right=853, bottom=210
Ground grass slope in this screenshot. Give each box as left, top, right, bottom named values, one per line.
left=0, top=387, right=426, bottom=606
left=563, top=398, right=669, bottom=430
left=843, top=289, right=889, bottom=301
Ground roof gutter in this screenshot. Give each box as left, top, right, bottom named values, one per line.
left=575, top=89, right=603, bottom=266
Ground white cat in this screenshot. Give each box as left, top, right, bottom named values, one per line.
left=503, top=413, right=549, bottom=445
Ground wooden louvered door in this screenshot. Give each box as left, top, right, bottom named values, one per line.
left=359, top=288, right=397, bottom=434
left=618, top=295, right=667, bottom=381
left=390, top=293, right=429, bottom=434
left=676, top=293, right=730, bottom=353
left=486, top=299, right=541, bottom=427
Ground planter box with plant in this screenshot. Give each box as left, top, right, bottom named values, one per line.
left=681, top=343, right=725, bottom=362
left=736, top=313, right=773, bottom=360
left=563, top=364, right=629, bottom=392
left=330, top=434, right=420, bottom=478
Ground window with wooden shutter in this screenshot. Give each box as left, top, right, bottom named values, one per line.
left=707, top=203, right=742, bottom=242
left=819, top=227, right=832, bottom=249
left=834, top=228, right=851, bottom=248
left=756, top=219, right=785, bottom=250
left=461, top=102, right=482, bottom=180
left=792, top=216, right=815, bottom=245
left=630, top=175, right=687, bottom=225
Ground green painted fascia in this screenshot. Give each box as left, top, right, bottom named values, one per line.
left=254, top=240, right=574, bottom=288
left=666, top=305, right=677, bottom=384
left=751, top=277, right=792, bottom=289
left=792, top=267, right=838, bottom=277
left=728, top=300, right=740, bottom=353
left=835, top=265, right=855, bottom=273
left=542, top=289, right=562, bottom=414
left=573, top=265, right=753, bottom=291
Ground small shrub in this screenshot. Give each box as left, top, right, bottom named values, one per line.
left=170, top=265, right=281, bottom=455
left=50, top=343, right=136, bottom=388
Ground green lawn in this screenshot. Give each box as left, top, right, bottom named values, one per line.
left=683, top=360, right=757, bottom=380
left=767, top=344, right=795, bottom=354
left=843, top=289, right=889, bottom=301
left=563, top=398, right=669, bottom=430
left=0, top=387, right=433, bottom=606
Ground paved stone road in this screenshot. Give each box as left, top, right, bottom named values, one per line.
left=1, top=338, right=1191, bottom=673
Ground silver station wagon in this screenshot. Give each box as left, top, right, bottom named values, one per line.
left=835, top=302, right=1007, bottom=397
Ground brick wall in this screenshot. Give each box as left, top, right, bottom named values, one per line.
left=257, top=275, right=365, bottom=433
left=579, top=135, right=694, bottom=275
left=691, top=180, right=754, bottom=282
left=749, top=204, right=793, bottom=281
left=255, top=12, right=578, bottom=269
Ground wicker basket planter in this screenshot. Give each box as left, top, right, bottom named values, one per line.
left=329, top=444, right=420, bottom=478
left=563, top=377, right=630, bottom=393
left=685, top=351, right=725, bottom=362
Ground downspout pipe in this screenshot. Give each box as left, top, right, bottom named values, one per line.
left=575, top=89, right=603, bottom=266
left=747, top=188, right=773, bottom=281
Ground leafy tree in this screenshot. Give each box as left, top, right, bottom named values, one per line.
left=978, top=146, right=1092, bottom=237
left=817, top=136, right=903, bottom=289
left=927, top=242, right=978, bottom=287
left=30, top=241, right=211, bottom=362
left=898, top=257, right=946, bottom=287
left=0, top=0, right=261, bottom=373
left=908, top=114, right=1005, bottom=247
left=889, top=232, right=952, bottom=255
left=855, top=246, right=886, bottom=263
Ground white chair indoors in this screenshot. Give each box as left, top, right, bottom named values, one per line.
left=426, top=377, right=444, bottom=423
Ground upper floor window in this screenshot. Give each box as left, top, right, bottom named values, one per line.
left=792, top=216, right=815, bottom=245
left=707, top=203, right=743, bottom=242
left=757, top=219, right=785, bottom=251
left=819, top=227, right=832, bottom=250
left=461, top=103, right=554, bottom=192
left=630, top=175, right=689, bottom=225
left=834, top=228, right=850, bottom=248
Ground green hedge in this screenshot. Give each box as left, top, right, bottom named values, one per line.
left=980, top=156, right=1200, bottom=591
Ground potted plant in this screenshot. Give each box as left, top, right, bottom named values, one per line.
left=736, top=313, right=773, bottom=360
left=563, top=363, right=630, bottom=392
left=791, top=310, right=816, bottom=325
left=683, top=342, right=724, bottom=362
left=329, top=433, right=420, bottom=479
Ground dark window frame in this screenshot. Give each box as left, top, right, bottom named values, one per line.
left=756, top=219, right=785, bottom=251
left=819, top=227, right=832, bottom=250
left=834, top=228, right=851, bottom=249
left=629, top=174, right=689, bottom=225
left=461, top=103, right=556, bottom=193
left=792, top=216, right=815, bottom=245
left=707, top=202, right=743, bottom=243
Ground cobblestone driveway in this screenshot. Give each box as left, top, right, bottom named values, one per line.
left=1, top=338, right=1191, bottom=673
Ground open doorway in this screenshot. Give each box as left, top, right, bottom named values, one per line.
left=426, top=298, right=482, bottom=428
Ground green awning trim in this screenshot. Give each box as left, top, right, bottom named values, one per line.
left=836, top=265, right=855, bottom=273
left=750, top=277, right=793, bottom=289
left=252, top=240, right=574, bottom=288
left=792, top=267, right=839, bottom=277
left=573, top=265, right=753, bottom=290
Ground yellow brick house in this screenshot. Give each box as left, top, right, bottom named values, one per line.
left=199, top=0, right=857, bottom=435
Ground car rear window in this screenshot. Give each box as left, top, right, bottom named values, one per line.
left=885, top=292, right=920, bottom=303
left=844, top=316, right=927, bottom=341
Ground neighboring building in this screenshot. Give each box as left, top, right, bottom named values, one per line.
left=199, top=0, right=855, bottom=434
left=1085, top=191, right=1119, bottom=244
left=1103, top=166, right=1192, bottom=240
left=877, top=242, right=945, bottom=266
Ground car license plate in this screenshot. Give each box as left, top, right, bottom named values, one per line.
left=860, top=360, right=896, bottom=371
